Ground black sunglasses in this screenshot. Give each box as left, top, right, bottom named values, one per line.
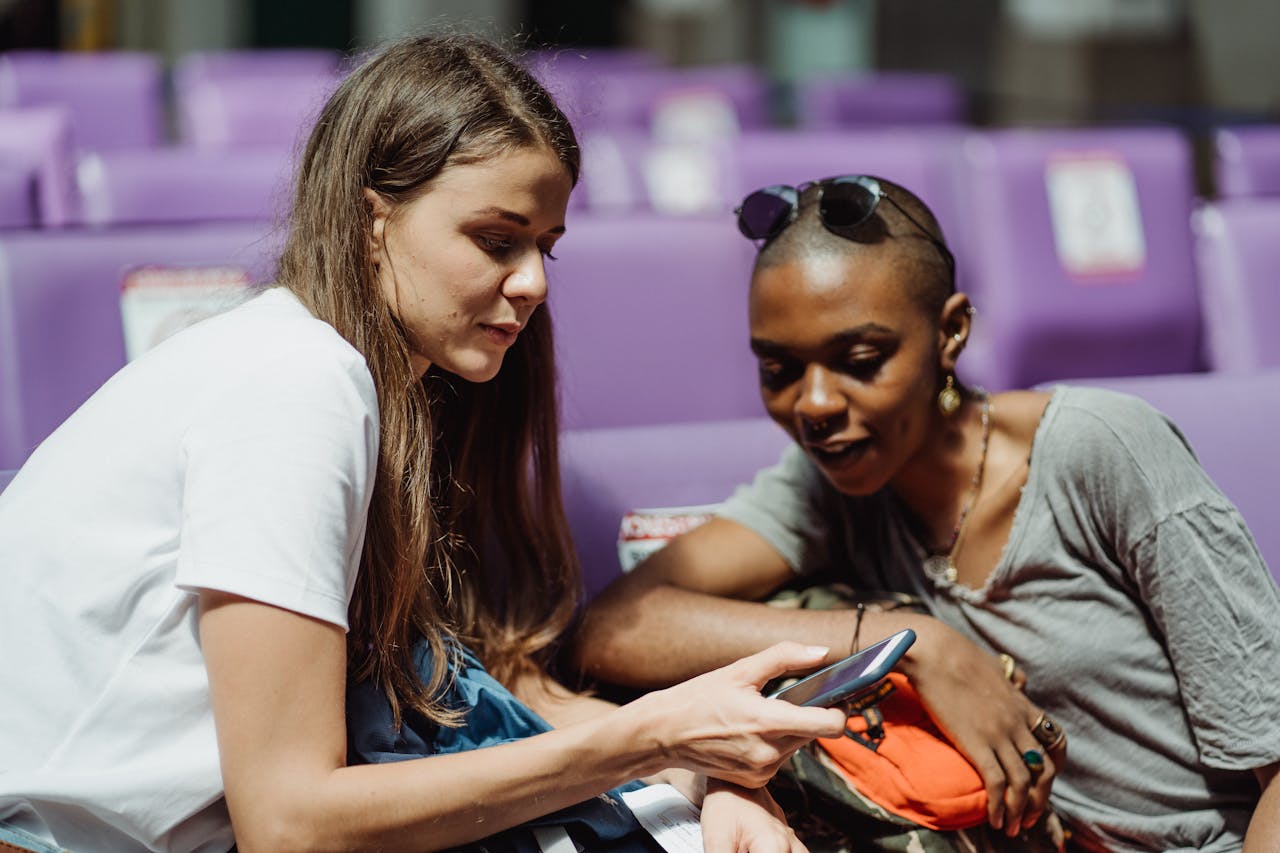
left=735, top=175, right=955, bottom=281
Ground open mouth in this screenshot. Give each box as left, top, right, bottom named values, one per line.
left=805, top=437, right=871, bottom=469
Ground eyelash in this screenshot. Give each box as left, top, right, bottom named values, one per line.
left=476, top=235, right=558, bottom=262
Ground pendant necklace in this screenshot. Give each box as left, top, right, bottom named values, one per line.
left=922, top=392, right=991, bottom=584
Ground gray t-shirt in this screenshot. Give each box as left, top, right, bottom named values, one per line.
left=720, top=386, right=1280, bottom=852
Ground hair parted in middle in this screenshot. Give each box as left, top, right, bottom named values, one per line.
left=277, top=32, right=581, bottom=726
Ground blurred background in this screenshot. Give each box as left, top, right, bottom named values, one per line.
left=3, top=0, right=1280, bottom=476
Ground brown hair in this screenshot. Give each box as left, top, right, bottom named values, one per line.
left=277, top=32, right=581, bottom=725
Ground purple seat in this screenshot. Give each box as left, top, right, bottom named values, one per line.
left=176, top=71, right=341, bottom=150
left=571, top=65, right=771, bottom=138
left=1213, top=126, right=1280, bottom=199
left=0, top=162, right=36, bottom=228
left=0, top=50, right=164, bottom=150
left=173, top=48, right=342, bottom=89
left=560, top=417, right=789, bottom=596
left=954, top=128, right=1202, bottom=392
left=549, top=213, right=760, bottom=429
left=1067, top=369, right=1280, bottom=581
left=576, top=129, right=735, bottom=215
left=77, top=146, right=295, bottom=226
left=0, top=221, right=282, bottom=469
left=0, top=107, right=81, bottom=226
left=1191, top=199, right=1280, bottom=371
left=795, top=72, right=966, bottom=130
left=0, top=469, right=13, bottom=492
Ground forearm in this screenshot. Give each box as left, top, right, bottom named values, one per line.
left=577, top=579, right=933, bottom=686
left=238, top=700, right=665, bottom=853
left=1244, top=763, right=1280, bottom=853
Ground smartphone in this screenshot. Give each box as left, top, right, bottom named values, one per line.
left=768, top=628, right=916, bottom=707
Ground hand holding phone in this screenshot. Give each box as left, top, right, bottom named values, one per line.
left=768, top=628, right=916, bottom=708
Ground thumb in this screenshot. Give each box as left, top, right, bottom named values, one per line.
left=729, top=641, right=830, bottom=688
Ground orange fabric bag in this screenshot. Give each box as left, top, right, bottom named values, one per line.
left=816, top=671, right=988, bottom=831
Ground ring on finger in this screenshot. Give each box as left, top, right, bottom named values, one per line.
left=999, top=653, right=1016, bottom=682
left=1022, top=748, right=1045, bottom=777
left=1031, top=712, right=1067, bottom=751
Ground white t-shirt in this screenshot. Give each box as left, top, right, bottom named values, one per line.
left=0, top=288, right=380, bottom=852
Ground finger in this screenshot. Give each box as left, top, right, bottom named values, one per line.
left=971, top=748, right=1008, bottom=830
left=1021, top=749, right=1056, bottom=831
left=995, top=739, right=1035, bottom=837
left=729, top=642, right=832, bottom=687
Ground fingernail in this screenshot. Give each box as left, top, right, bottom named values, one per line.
left=804, top=646, right=829, bottom=657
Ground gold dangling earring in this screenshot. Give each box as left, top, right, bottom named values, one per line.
left=937, top=374, right=961, bottom=416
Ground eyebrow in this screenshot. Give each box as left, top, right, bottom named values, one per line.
left=750, top=322, right=896, bottom=355
left=471, top=206, right=566, bottom=235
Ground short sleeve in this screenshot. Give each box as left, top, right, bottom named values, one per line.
left=1064, top=390, right=1280, bottom=769
left=717, top=443, right=835, bottom=575
left=175, top=336, right=379, bottom=630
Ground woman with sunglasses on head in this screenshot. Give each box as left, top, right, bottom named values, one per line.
left=574, top=176, right=1280, bottom=852
left=0, top=35, right=850, bottom=853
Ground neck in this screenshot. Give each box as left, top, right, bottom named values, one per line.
left=889, top=394, right=989, bottom=550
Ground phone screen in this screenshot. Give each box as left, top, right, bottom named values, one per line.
left=768, top=628, right=915, bottom=707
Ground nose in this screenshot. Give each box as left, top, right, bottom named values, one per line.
left=794, top=364, right=846, bottom=430
left=503, top=248, right=548, bottom=308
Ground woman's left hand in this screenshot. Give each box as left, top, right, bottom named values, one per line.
left=700, top=780, right=806, bottom=853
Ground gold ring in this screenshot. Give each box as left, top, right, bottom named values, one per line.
left=999, top=653, right=1016, bottom=682
left=1031, top=712, right=1067, bottom=751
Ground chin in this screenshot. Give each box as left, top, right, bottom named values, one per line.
left=443, top=354, right=506, bottom=384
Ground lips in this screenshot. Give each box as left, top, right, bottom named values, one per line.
left=480, top=322, right=521, bottom=347
left=805, top=436, right=871, bottom=470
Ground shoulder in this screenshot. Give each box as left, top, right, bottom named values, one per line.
left=1040, top=385, right=1186, bottom=454
left=180, top=288, right=377, bottom=411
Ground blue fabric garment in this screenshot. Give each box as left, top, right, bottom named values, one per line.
left=347, top=641, right=661, bottom=853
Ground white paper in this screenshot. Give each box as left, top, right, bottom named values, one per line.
left=119, top=265, right=254, bottom=361
left=532, top=825, right=579, bottom=853
left=1044, top=155, right=1147, bottom=278
left=622, top=784, right=704, bottom=853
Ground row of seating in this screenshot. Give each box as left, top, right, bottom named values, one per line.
left=3, top=179, right=1279, bottom=472
left=3, top=366, right=1275, bottom=592
left=561, top=367, right=1280, bottom=594
left=0, top=47, right=961, bottom=153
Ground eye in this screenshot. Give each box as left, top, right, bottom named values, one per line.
left=539, top=244, right=559, bottom=262
left=474, top=234, right=513, bottom=255
left=758, top=357, right=801, bottom=391
left=839, top=350, right=886, bottom=380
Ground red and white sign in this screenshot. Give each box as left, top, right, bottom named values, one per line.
left=1044, top=153, right=1147, bottom=279
left=617, top=504, right=719, bottom=571
left=120, top=265, right=255, bottom=361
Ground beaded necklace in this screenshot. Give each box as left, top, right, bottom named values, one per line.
left=922, top=392, right=991, bottom=584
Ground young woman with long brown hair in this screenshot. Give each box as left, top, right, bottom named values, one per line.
left=0, top=35, right=846, bottom=853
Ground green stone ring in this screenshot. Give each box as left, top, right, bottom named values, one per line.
left=1022, top=749, right=1045, bottom=771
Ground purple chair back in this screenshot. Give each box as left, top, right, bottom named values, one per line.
left=570, top=65, right=771, bottom=137
left=1213, top=126, right=1280, bottom=199
left=173, top=48, right=342, bottom=89
left=795, top=72, right=966, bottom=129
left=1068, top=370, right=1280, bottom=582
left=1191, top=199, right=1280, bottom=371
left=0, top=50, right=164, bottom=150
left=77, top=146, right=295, bottom=226
left=0, top=106, right=81, bottom=227
left=0, top=222, right=282, bottom=469
left=0, top=162, right=36, bottom=228
left=560, top=417, right=789, bottom=597
left=549, top=213, right=760, bottom=429
left=955, top=128, right=1202, bottom=391
left=0, top=469, right=14, bottom=492
left=176, top=72, right=340, bottom=150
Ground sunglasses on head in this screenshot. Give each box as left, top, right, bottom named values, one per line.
left=735, top=174, right=955, bottom=281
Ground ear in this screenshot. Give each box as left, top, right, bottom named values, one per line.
left=363, top=187, right=390, bottom=263
left=937, top=292, right=973, bottom=373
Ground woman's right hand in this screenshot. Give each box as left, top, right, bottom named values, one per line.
left=628, top=642, right=847, bottom=789
left=898, top=616, right=1060, bottom=837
